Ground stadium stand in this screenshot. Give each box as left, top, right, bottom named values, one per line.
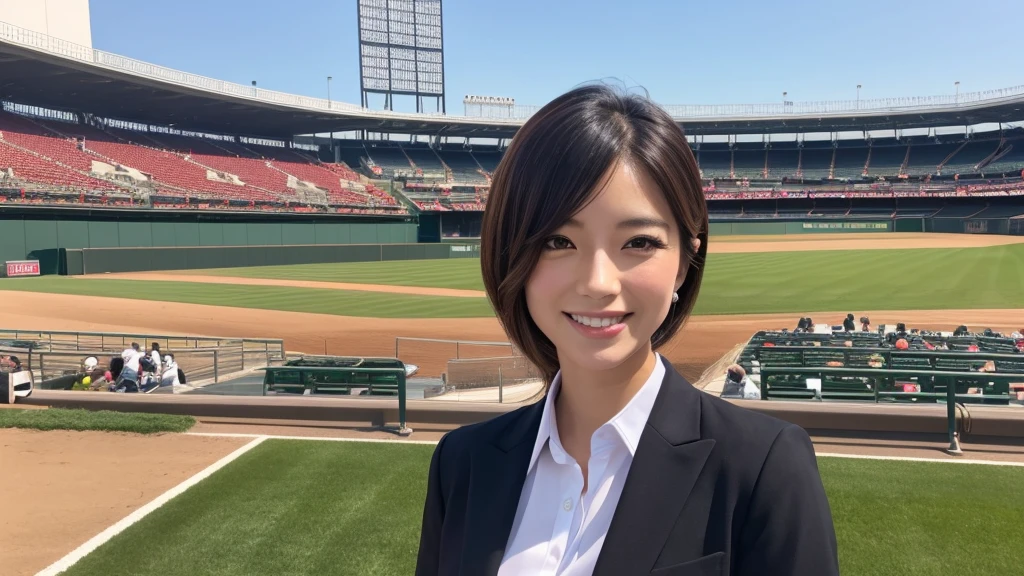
left=865, top=142, right=906, bottom=177
left=940, top=138, right=1001, bottom=175
left=5, top=94, right=1024, bottom=218
left=733, top=321, right=1024, bottom=404
left=832, top=141, right=870, bottom=179
left=798, top=143, right=835, bottom=180
left=436, top=148, right=489, bottom=184
left=363, top=143, right=415, bottom=178
left=979, top=140, right=1024, bottom=175
left=732, top=146, right=765, bottom=179
left=472, top=149, right=502, bottom=173
left=696, top=144, right=732, bottom=179
left=403, top=144, right=446, bottom=176
left=0, top=142, right=122, bottom=192
left=766, top=145, right=800, bottom=178
left=0, top=106, right=401, bottom=213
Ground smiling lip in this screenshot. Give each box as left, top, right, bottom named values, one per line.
left=563, top=312, right=631, bottom=338
left=563, top=311, right=629, bottom=318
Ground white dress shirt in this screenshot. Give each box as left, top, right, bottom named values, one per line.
left=497, top=354, right=666, bottom=576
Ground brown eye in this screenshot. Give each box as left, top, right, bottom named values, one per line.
left=543, top=236, right=575, bottom=250
left=624, top=236, right=666, bottom=251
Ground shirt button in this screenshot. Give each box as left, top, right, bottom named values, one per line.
left=562, top=498, right=573, bottom=511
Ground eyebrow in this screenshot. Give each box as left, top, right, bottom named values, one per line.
left=565, top=216, right=670, bottom=230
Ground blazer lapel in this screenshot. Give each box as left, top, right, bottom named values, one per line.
left=594, top=358, right=715, bottom=576
left=460, top=400, right=544, bottom=576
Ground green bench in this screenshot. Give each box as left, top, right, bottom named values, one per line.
left=762, top=374, right=876, bottom=401
left=262, top=356, right=408, bottom=398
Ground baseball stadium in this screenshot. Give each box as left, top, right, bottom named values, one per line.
left=2, top=1, right=1024, bottom=575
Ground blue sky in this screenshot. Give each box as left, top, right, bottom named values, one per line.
left=89, top=0, right=1024, bottom=115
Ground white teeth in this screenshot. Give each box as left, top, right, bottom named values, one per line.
left=570, top=314, right=624, bottom=328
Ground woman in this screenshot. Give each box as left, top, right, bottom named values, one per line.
left=415, top=85, right=838, bottom=576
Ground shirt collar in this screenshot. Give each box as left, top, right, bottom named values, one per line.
left=527, top=353, right=666, bottom=472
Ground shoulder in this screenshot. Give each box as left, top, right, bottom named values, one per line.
left=697, top=391, right=816, bottom=475
left=431, top=401, right=540, bottom=469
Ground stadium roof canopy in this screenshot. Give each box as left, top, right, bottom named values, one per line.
left=3, top=22, right=1024, bottom=139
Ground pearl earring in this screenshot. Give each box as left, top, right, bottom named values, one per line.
left=671, top=292, right=679, bottom=303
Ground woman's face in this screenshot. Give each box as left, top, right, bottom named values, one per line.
left=525, top=161, right=691, bottom=376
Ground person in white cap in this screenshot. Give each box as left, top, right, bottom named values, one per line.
left=160, top=354, right=180, bottom=388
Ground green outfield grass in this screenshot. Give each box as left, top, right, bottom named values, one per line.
left=62, top=439, right=434, bottom=576
left=57, top=440, right=1024, bottom=576
left=699, top=244, right=1024, bottom=314
left=0, top=408, right=195, bottom=434
left=2, top=244, right=1022, bottom=317
left=198, top=258, right=485, bottom=290
left=0, top=277, right=494, bottom=318
left=188, top=244, right=1024, bottom=313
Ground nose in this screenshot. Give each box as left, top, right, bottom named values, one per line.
left=576, top=249, right=621, bottom=299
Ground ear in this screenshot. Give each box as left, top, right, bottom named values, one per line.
left=674, top=237, right=702, bottom=292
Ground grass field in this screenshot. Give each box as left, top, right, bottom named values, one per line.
left=2, top=244, right=1022, bottom=317
left=0, top=277, right=494, bottom=318
left=199, top=258, right=485, bottom=290
left=56, top=440, right=1024, bottom=576
left=62, top=440, right=434, bottom=576
left=0, top=408, right=195, bottom=434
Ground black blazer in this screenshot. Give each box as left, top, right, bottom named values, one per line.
left=415, top=356, right=840, bottom=576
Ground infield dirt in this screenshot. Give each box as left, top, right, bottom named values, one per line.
left=0, top=429, right=248, bottom=576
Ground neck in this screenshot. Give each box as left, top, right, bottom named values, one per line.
left=554, top=345, right=659, bottom=445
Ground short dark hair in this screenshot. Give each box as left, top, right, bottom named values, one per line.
left=480, top=83, right=708, bottom=382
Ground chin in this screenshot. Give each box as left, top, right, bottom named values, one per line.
left=558, top=336, right=650, bottom=374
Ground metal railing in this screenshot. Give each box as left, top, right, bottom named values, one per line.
left=0, top=329, right=285, bottom=384
left=18, top=348, right=223, bottom=385
left=4, top=19, right=1024, bottom=123
left=753, top=346, right=1024, bottom=373
left=758, top=366, right=1024, bottom=455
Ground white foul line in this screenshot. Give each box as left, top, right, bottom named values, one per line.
left=185, top=431, right=441, bottom=445
left=35, top=436, right=269, bottom=576
left=186, top=432, right=1024, bottom=466
left=816, top=452, right=1024, bottom=467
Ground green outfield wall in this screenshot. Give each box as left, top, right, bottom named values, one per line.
left=59, top=241, right=478, bottom=275
left=0, top=212, right=419, bottom=275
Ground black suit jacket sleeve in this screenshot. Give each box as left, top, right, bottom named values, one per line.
left=735, top=424, right=840, bottom=576
left=415, top=433, right=448, bottom=576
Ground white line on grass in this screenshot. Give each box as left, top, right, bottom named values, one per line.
left=816, top=451, right=1024, bottom=467
left=35, top=436, right=269, bottom=576
left=185, top=432, right=1024, bottom=465
left=185, top=431, right=441, bottom=445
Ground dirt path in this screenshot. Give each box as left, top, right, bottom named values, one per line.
left=708, top=232, right=1024, bottom=253
left=711, top=232, right=1023, bottom=243
left=0, top=429, right=248, bottom=576
left=2, top=291, right=1020, bottom=381
left=79, top=273, right=487, bottom=298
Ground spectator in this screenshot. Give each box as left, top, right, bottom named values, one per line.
left=148, top=343, right=163, bottom=376
left=843, top=314, right=856, bottom=332
left=721, top=364, right=761, bottom=400
left=160, top=354, right=181, bottom=388
left=120, top=342, right=143, bottom=386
